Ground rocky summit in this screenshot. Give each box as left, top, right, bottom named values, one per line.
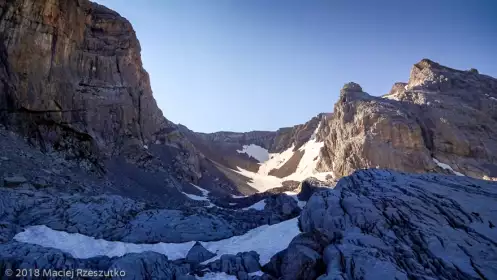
left=0, top=0, right=496, bottom=280
left=317, top=60, right=497, bottom=181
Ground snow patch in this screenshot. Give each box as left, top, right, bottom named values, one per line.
left=283, top=133, right=325, bottom=182
left=309, top=120, right=321, bottom=141
left=198, top=272, right=237, bottom=279
left=249, top=271, right=264, bottom=277
left=200, top=218, right=300, bottom=265
left=14, top=225, right=195, bottom=260
left=490, top=96, right=497, bottom=101
left=182, top=184, right=215, bottom=207
left=433, top=158, right=464, bottom=176
left=234, top=121, right=333, bottom=192
left=242, top=199, right=266, bottom=210
left=14, top=218, right=300, bottom=267
left=257, top=145, right=296, bottom=176
left=235, top=167, right=283, bottom=192
left=236, top=144, right=269, bottom=162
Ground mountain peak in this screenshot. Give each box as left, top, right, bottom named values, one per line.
left=341, top=82, right=363, bottom=92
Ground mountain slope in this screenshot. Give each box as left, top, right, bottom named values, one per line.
left=180, top=113, right=333, bottom=193
left=0, top=0, right=247, bottom=203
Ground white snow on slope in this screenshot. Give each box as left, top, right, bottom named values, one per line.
left=283, top=135, right=325, bottom=182
left=433, top=158, right=465, bottom=176
left=235, top=122, right=333, bottom=192
left=200, top=218, right=300, bottom=265
left=182, top=184, right=216, bottom=207
left=242, top=199, right=266, bottom=210
left=237, top=144, right=269, bottom=162
left=14, top=225, right=196, bottom=259
left=14, top=218, right=300, bottom=266
left=257, top=145, right=296, bottom=176
left=235, top=167, right=284, bottom=192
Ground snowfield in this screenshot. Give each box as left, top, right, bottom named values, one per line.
left=242, top=199, right=266, bottom=210
left=182, top=184, right=216, bottom=207
left=233, top=121, right=334, bottom=192
left=235, top=166, right=283, bottom=192
left=14, top=225, right=196, bottom=260
left=14, top=218, right=300, bottom=266
left=257, top=145, right=296, bottom=176
left=433, top=158, right=465, bottom=176
left=236, top=144, right=269, bottom=162
left=200, top=218, right=300, bottom=265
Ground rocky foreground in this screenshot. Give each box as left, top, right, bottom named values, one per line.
left=1, top=167, right=496, bottom=279
left=265, top=169, right=497, bottom=280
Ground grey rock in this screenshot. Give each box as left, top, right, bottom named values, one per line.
left=240, top=251, right=261, bottom=273
left=261, top=250, right=286, bottom=278
left=186, top=242, right=216, bottom=264
left=3, top=176, right=28, bottom=187
left=296, top=177, right=332, bottom=201
left=109, top=252, right=177, bottom=280
left=176, top=275, right=197, bottom=280
left=0, top=186, right=240, bottom=243
left=264, top=194, right=301, bottom=224
left=0, top=241, right=193, bottom=280
left=263, top=232, right=328, bottom=280
left=296, top=169, right=497, bottom=279
left=123, top=209, right=235, bottom=243
left=207, top=252, right=261, bottom=276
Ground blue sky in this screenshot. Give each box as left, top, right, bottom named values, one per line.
left=96, top=0, right=497, bottom=133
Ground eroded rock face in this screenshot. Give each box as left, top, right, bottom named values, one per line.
left=0, top=0, right=246, bottom=197
left=318, top=60, right=497, bottom=180
left=282, top=169, right=497, bottom=280
left=0, top=0, right=165, bottom=158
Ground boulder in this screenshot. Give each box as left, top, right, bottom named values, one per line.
left=264, top=194, right=300, bottom=224
left=186, top=242, right=216, bottom=264
left=296, top=177, right=330, bottom=201
left=3, top=176, right=28, bottom=187
left=263, top=232, right=328, bottom=280
left=207, top=251, right=261, bottom=276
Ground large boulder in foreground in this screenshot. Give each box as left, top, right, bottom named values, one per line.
left=266, top=169, right=497, bottom=280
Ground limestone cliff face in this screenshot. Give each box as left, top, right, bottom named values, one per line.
left=0, top=0, right=245, bottom=198
left=0, top=0, right=167, bottom=161
left=318, top=59, right=497, bottom=180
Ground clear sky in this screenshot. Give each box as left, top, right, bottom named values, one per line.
left=96, top=0, right=497, bottom=133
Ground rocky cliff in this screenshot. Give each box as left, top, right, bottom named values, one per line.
left=263, top=169, right=497, bottom=280
left=318, top=60, right=497, bottom=181
left=0, top=0, right=166, bottom=160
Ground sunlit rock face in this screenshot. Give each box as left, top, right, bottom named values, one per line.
left=317, top=60, right=497, bottom=181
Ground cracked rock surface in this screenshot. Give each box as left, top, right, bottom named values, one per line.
left=269, top=169, right=497, bottom=280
